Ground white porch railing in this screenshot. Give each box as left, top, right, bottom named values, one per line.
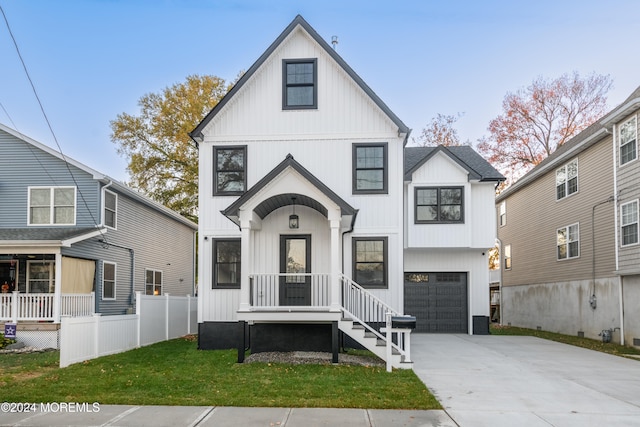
left=249, top=273, right=331, bottom=308
left=0, top=292, right=95, bottom=322
left=340, top=274, right=411, bottom=364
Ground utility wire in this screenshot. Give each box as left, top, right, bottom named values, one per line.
left=1, top=3, right=107, bottom=240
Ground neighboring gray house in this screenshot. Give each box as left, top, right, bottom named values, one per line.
left=496, top=85, right=640, bottom=346
left=0, top=123, right=197, bottom=331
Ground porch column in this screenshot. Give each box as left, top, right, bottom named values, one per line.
left=53, top=251, right=62, bottom=323
left=238, top=218, right=252, bottom=312
left=329, top=219, right=341, bottom=312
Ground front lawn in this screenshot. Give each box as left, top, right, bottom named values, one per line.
left=0, top=337, right=440, bottom=409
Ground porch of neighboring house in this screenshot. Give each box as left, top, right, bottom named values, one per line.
left=1, top=253, right=96, bottom=349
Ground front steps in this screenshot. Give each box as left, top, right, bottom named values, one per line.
left=338, top=317, right=413, bottom=370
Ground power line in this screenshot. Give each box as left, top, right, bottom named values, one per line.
left=0, top=3, right=107, bottom=239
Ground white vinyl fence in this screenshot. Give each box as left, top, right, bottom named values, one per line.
left=59, top=292, right=197, bottom=368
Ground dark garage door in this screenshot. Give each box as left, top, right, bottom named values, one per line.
left=404, top=272, right=468, bottom=333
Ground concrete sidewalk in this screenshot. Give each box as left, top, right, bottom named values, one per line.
left=0, top=406, right=455, bottom=426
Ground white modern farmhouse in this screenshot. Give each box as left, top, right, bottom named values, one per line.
left=191, top=15, right=503, bottom=367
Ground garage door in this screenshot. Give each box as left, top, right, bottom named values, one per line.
left=404, top=272, right=468, bottom=333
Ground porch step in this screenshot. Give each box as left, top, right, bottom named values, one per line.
left=338, top=317, right=412, bottom=369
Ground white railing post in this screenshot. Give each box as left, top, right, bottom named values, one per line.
left=11, top=291, right=19, bottom=323
left=385, top=311, right=392, bottom=373
left=404, top=330, right=412, bottom=363
left=53, top=252, right=62, bottom=323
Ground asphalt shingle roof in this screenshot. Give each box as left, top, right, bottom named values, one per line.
left=404, top=145, right=505, bottom=182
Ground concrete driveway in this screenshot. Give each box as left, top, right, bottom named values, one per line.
left=411, top=334, right=640, bottom=427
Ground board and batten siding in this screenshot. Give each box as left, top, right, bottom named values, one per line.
left=499, top=135, right=616, bottom=288
left=615, top=111, right=640, bottom=273
left=0, top=130, right=100, bottom=227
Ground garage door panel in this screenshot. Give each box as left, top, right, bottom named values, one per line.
left=404, top=272, right=467, bottom=333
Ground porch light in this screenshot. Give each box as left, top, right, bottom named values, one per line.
left=289, top=197, right=299, bottom=229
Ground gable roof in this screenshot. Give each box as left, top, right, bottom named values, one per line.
left=0, top=123, right=197, bottom=230
left=190, top=15, right=410, bottom=142
left=497, top=84, right=640, bottom=202
left=404, top=145, right=505, bottom=182
left=222, top=154, right=357, bottom=226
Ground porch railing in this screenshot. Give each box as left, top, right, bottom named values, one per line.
left=249, top=274, right=331, bottom=309
left=0, top=292, right=95, bottom=322
left=340, top=274, right=410, bottom=362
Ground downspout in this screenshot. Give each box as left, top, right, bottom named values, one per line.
left=611, top=123, right=624, bottom=345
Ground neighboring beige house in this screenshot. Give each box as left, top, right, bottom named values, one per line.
left=496, top=85, right=640, bottom=346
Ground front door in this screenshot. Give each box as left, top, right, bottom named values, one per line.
left=279, top=235, right=311, bottom=306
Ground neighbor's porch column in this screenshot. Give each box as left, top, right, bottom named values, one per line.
left=53, top=251, right=62, bottom=323
left=329, top=218, right=341, bottom=312
left=238, top=217, right=252, bottom=312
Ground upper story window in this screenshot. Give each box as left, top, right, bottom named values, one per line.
left=145, top=269, right=163, bottom=296
left=557, top=223, right=579, bottom=260
left=499, top=201, right=506, bottom=226
left=621, top=200, right=639, bottom=246
left=214, top=146, right=246, bottom=195
left=213, top=239, right=241, bottom=289
left=353, top=237, right=388, bottom=289
left=104, top=190, right=117, bottom=229
left=503, top=244, right=512, bottom=270
left=28, top=187, right=76, bottom=226
left=556, top=159, right=578, bottom=200
left=283, top=59, right=317, bottom=109
left=102, top=261, right=116, bottom=300
left=620, top=116, right=637, bottom=166
left=353, top=143, right=388, bottom=194
left=415, top=186, right=464, bottom=223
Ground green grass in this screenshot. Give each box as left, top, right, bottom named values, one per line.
left=490, top=324, right=640, bottom=359
left=0, top=337, right=440, bottom=409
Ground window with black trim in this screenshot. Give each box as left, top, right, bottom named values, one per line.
left=557, top=223, right=579, bottom=260
left=353, top=237, right=387, bottom=289
left=213, top=239, right=241, bottom=289
left=353, top=143, right=388, bottom=194
left=283, top=59, right=317, bottom=109
left=415, top=187, right=464, bottom=223
left=620, top=116, right=637, bottom=166
left=214, top=146, right=246, bottom=195
left=556, top=159, right=578, bottom=200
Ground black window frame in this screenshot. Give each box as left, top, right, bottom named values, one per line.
left=414, top=186, right=464, bottom=224
left=213, top=239, right=241, bottom=289
left=352, top=237, right=388, bottom=289
left=282, top=58, right=317, bottom=110
left=352, top=143, right=388, bottom=194
left=213, top=146, right=247, bottom=196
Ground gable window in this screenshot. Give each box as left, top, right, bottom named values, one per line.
left=620, top=116, right=637, bottom=166
left=621, top=200, right=639, bottom=246
left=214, top=146, right=246, bottom=195
left=213, top=239, right=241, bottom=289
left=556, top=159, right=578, bottom=200
left=415, top=187, right=464, bottom=223
left=283, top=59, right=317, bottom=109
left=145, top=269, right=163, bottom=296
left=557, top=223, right=579, bottom=260
left=504, top=244, right=512, bottom=270
left=104, top=190, right=117, bottom=229
left=353, top=143, right=388, bottom=194
left=353, top=237, right=387, bottom=289
left=102, top=261, right=116, bottom=300
left=499, top=201, right=506, bottom=226
left=28, top=187, right=76, bottom=225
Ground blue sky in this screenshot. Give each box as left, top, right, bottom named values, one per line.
left=1, top=0, right=639, bottom=182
